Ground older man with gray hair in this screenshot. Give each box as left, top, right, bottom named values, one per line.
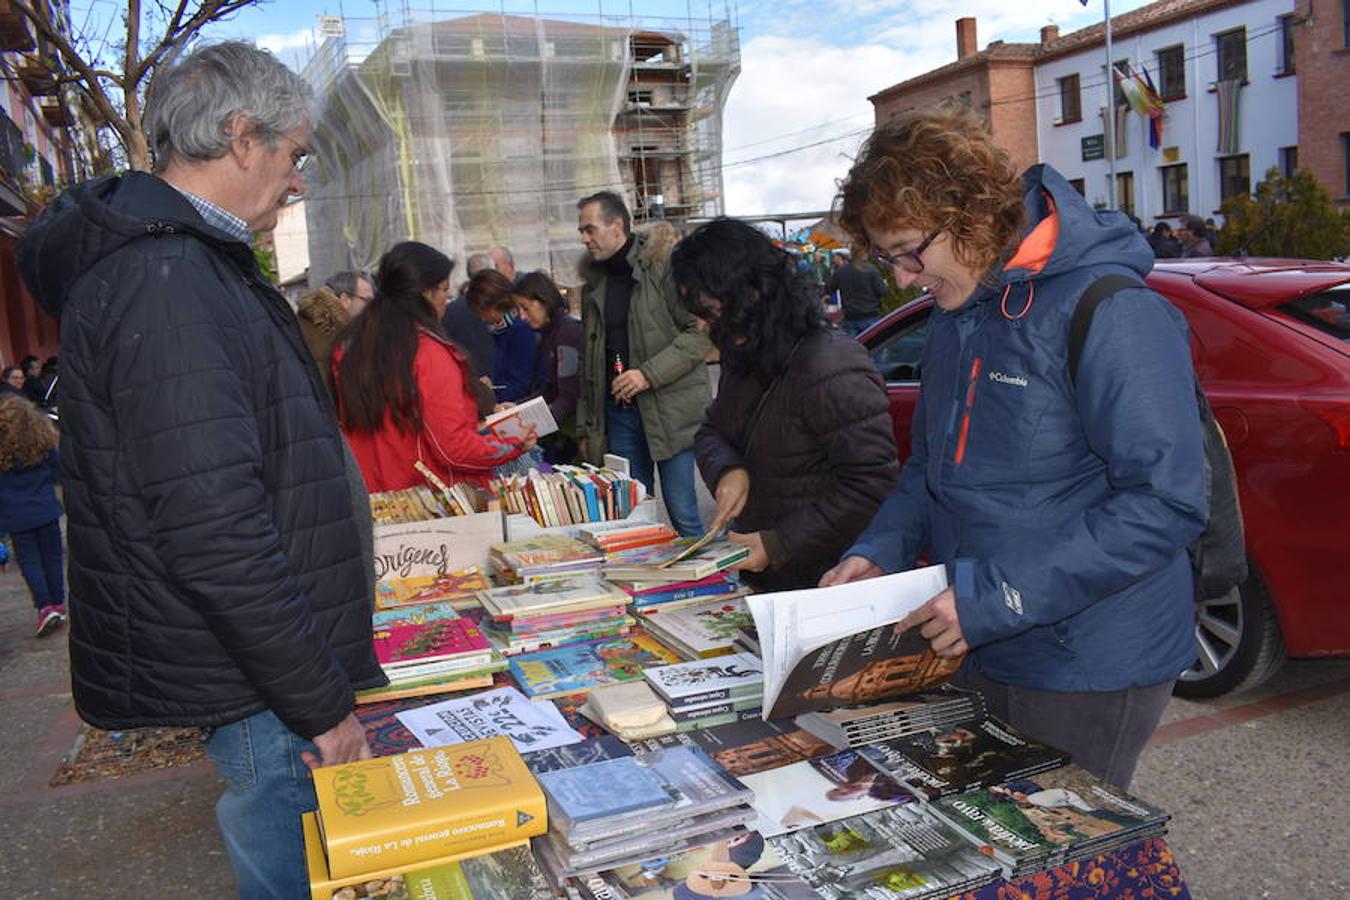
left=18, top=42, right=385, bottom=897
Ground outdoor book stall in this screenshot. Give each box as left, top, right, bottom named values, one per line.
left=305, top=468, right=1192, bottom=899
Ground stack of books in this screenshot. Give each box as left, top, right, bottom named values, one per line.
left=369, top=481, right=493, bottom=523
left=615, top=570, right=742, bottom=612
left=373, top=567, right=492, bottom=611
left=475, top=576, right=633, bottom=656
left=575, top=519, right=678, bottom=553
left=642, top=653, right=764, bottom=732
left=930, top=764, right=1171, bottom=879
left=637, top=593, right=754, bottom=658
left=508, top=633, right=681, bottom=700
left=770, top=802, right=1004, bottom=899
left=530, top=743, right=758, bottom=885
left=794, top=686, right=987, bottom=749
left=490, top=535, right=604, bottom=585
left=302, top=738, right=547, bottom=898
left=359, top=602, right=504, bottom=704
left=602, top=539, right=749, bottom=585
left=493, top=464, right=644, bottom=527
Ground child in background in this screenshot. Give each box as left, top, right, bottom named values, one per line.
left=0, top=394, right=66, bottom=636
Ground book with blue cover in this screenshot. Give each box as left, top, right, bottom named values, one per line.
left=536, top=756, right=675, bottom=823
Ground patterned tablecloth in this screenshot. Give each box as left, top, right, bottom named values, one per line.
left=355, top=697, right=1191, bottom=900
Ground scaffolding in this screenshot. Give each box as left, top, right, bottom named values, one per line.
left=301, top=2, right=740, bottom=288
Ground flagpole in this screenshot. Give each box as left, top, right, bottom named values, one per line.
left=1104, top=0, right=1117, bottom=209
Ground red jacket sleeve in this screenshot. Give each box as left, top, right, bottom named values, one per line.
left=417, top=337, right=525, bottom=473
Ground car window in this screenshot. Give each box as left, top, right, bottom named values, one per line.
left=869, top=308, right=932, bottom=383
left=1279, top=286, right=1350, bottom=342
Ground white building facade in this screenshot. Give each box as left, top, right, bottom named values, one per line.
left=1034, top=0, right=1299, bottom=223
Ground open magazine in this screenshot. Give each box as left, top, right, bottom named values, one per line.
left=748, top=565, right=960, bottom=720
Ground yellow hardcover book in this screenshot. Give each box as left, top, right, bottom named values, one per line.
left=302, top=812, right=530, bottom=900
left=310, top=737, right=547, bottom=879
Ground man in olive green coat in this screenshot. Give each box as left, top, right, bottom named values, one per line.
left=576, top=191, right=710, bottom=536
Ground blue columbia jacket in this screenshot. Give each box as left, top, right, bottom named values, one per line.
left=849, top=164, right=1206, bottom=692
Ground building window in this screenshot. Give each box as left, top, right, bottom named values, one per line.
left=1110, top=60, right=1131, bottom=108
left=1218, top=154, right=1251, bottom=202
left=1058, top=73, right=1081, bottom=123
left=1161, top=164, right=1189, bottom=214
left=1068, top=177, right=1086, bottom=195
left=1279, top=146, right=1298, bottom=178
left=1278, top=15, right=1297, bottom=74
left=1156, top=45, right=1186, bottom=99
left=1115, top=170, right=1135, bottom=217
left=1215, top=28, right=1247, bottom=83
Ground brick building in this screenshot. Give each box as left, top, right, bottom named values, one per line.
left=868, top=18, right=1046, bottom=173
left=1293, top=0, right=1350, bottom=206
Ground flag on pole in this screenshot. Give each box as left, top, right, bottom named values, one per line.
left=1134, top=64, right=1166, bottom=149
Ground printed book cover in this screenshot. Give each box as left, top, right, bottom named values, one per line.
left=858, top=718, right=1069, bottom=801
left=769, top=801, right=1003, bottom=900
left=630, top=717, right=837, bottom=777
left=643, top=652, right=764, bottom=706
left=603, top=540, right=750, bottom=582
left=508, top=634, right=681, bottom=700
left=310, top=737, right=546, bottom=879
left=374, top=568, right=492, bottom=610
left=566, top=832, right=819, bottom=900
left=314, top=841, right=549, bottom=900
left=484, top=395, right=559, bottom=441
left=536, top=756, right=676, bottom=823
left=739, top=749, right=912, bottom=838
left=491, top=535, right=604, bottom=569
left=640, top=596, right=755, bottom=657
left=393, top=686, right=584, bottom=754
left=479, top=576, right=628, bottom=619
left=371, top=606, right=491, bottom=669
left=521, top=734, right=635, bottom=775
left=931, top=764, right=1169, bottom=871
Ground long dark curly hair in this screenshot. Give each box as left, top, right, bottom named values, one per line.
left=333, top=241, right=453, bottom=434
left=671, top=217, right=825, bottom=384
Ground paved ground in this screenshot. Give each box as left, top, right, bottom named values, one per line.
left=0, top=561, right=1345, bottom=898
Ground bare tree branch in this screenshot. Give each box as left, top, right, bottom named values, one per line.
left=135, top=0, right=259, bottom=83
left=12, top=1, right=129, bottom=134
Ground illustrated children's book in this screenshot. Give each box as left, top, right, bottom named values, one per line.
left=748, top=565, right=961, bottom=720
left=374, top=567, right=492, bottom=610
left=483, top=395, right=559, bottom=441
left=508, top=633, right=682, bottom=700
left=309, top=737, right=547, bottom=879
left=639, top=595, right=755, bottom=658
left=371, top=604, right=491, bottom=670
left=603, top=540, right=750, bottom=583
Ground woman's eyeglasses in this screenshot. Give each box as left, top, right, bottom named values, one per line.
left=869, top=231, right=940, bottom=275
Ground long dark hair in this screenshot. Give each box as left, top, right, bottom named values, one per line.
left=514, top=270, right=569, bottom=323
left=334, top=241, right=453, bottom=434
left=671, top=217, right=825, bottom=384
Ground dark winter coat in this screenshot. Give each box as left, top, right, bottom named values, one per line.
left=16, top=172, right=385, bottom=739
left=848, top=164, right=1206, bottom=693
left=696, top=329, right=899, bottom=591
left=0, top=449, right=62, bottom=534
left=296, top=285, right=352, bottom=399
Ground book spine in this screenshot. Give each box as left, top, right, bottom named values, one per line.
left=667, top=700, right=735, bottom=722
left=629, top=581, right=732, bottom=606
left=324, top=792, right=547, bottom=879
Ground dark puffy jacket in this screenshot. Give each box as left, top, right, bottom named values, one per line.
left=17, top=173, right=385, bottom=738
left=849, top=164, right=1206, bottom=693
left=696, top=329, right=899, bottom=591
left=0, top=448, right=62, bottom=533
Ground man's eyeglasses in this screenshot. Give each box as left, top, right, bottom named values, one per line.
left=272, top=132, right=311, bottom=173
left=869, top=231, right=940, bottom=275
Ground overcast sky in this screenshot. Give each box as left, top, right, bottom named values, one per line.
left=182, top=0, right=1150, bottom=216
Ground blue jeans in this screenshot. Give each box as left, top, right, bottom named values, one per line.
left=10, top=519, right=64, bottom=610
left=842, top=315, right=880, bottom=338
left=606, top=397, right=704, bottom=537
left=206, top=709, right=321, bottom=899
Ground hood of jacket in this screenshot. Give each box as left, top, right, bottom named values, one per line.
left=18, top=172, right=251, bottom=319
left=994, top=164, right=1154, bottom=290
left=296, top=286, right=351, bottom=336
left=577, top=220, right=678, bottom=286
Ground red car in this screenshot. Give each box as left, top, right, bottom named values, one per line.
left=861, top=259, right=1350, bottom=698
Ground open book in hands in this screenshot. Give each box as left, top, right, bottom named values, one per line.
left=483, top=396, right=558, bottom=441
left=748, top=564, right=963, bottom=720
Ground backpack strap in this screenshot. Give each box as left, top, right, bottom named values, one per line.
left=1067, top=274, right=1143, bottom=383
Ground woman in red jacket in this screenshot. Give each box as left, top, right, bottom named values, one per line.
left=333, top=241, right=536, bottom=491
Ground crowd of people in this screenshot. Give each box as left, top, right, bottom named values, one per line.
left=6, top=40, right=1210, bottom=899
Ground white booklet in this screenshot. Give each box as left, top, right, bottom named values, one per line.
left=747, top=564, right=955, bottom=720
left=395, top=685, right=583, bottom=753
left=484, top=395, right=558, bottom=440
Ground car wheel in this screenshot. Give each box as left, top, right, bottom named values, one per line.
left=1174, top=564, right=1286, bottom=699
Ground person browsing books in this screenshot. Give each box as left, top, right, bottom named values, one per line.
left=671, top=218, right=898, bottom=591
left=514, top=270, right=582, bottom=463
left=820, top=109, right=1207, bottom=788
left=333, top=242, right=537, bottom=492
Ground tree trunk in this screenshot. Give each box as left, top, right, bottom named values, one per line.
left=122, top=83, right=150, bottom=172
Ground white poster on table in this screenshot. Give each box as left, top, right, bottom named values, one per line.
left=395, top=686, right=583, bottom=754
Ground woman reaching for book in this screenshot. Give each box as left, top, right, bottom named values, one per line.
left=670, top=218, right=899, bottom=592
left=332, top=241, right=537, bottom=492
left=819, top=108, right=1206, bottom=789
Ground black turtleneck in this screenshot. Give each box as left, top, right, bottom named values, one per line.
left=603, top=235, right=637, bottom=384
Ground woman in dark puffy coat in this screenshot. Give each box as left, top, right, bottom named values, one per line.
left=514, top=270, right=582, bottom=463
left=671, top=217, right=898, bottom=591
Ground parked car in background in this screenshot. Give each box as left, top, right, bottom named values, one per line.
left=861, top=259, right=1350, bottom=698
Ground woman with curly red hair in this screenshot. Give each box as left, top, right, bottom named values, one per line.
left=822, top=109, right=1207, bottom=789
left=0, top=394, right=67, bottom=636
